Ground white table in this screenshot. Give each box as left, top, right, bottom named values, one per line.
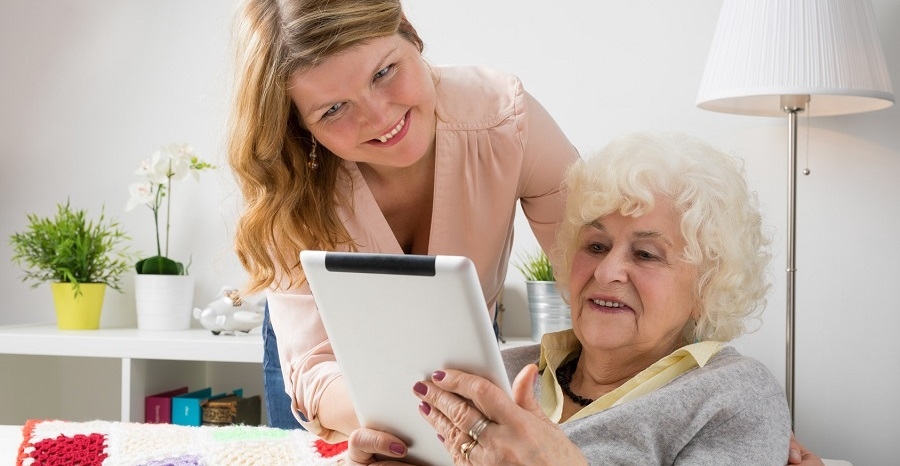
left=0, top=425, right=22, bottom=464
left=0, top=422, right=854, bottom=466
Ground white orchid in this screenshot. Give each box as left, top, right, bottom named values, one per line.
left=125, top=182, right=154, bottom=212
left=126, top=143, right=215, bottom=274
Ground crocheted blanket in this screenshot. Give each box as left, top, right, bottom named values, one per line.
left=16, top=419, right=348, bottom=465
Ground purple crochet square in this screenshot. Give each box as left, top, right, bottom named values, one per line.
left=138, top=454, right=203, bottom=466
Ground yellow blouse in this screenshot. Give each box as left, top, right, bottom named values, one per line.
left=537, top=329, right=724, bottom=424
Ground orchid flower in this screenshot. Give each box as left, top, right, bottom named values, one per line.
left=126, top=143, right=215, bottom=274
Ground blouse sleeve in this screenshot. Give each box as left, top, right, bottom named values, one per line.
left=516, top=90, right=580, bottom=255
left=266, top=287, right=345, bottom=441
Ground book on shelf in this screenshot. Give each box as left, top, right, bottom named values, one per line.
left=172, top=388, right=241, bottom=426
left=145, top=386, right=189, bottom=424
left=201, top=394, right=262, bottom=426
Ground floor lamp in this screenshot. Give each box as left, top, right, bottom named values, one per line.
left=695, top=0, right=894, bottom=426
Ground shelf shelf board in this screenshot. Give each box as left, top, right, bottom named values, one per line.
left=0, top=324, right=263, bottom=363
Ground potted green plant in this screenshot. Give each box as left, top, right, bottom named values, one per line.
left=9, top=200, right=133, bottom=329
left=126, top=143, right=215, bottom=330
left=513, top=249, right=571, bottom=342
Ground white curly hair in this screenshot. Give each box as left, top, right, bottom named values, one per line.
left=553, top=132, right=771, bottom=343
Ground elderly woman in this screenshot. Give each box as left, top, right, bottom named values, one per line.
left=348, top=132, right=792, bottom=465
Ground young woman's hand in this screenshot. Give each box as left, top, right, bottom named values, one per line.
left=788, top=433, right=825, bottom=466
left=346, top=427, right=415, bottom=466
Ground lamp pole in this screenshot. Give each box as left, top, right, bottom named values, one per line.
left=782, top=94, right=807, bottom=429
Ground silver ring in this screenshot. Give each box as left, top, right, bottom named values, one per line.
left=467, top=416, right=490, bottom=443
left=460, top=440, right=478, bottom=461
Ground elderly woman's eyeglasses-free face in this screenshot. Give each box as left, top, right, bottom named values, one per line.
left=568, top=196, right=700, bottom=359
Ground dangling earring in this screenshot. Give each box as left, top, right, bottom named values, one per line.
left=307, top=136, right=318, bottom=170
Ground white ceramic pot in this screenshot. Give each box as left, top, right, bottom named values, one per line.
left=134, top=274, right=195, bottom=331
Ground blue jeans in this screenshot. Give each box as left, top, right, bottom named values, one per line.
left=262, top=303, right=306, bottom=430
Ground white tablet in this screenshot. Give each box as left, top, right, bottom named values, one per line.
left=299, top=250, right=512, bottom=466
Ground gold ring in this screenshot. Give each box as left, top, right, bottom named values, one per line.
left=467, top=416, right=490, bottom=443
left=460, top=440, right=478, bottom=461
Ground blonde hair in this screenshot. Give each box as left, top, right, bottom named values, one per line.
left=228, top=0, right=424, bottom=293
left=555, top=133, right=771, bottom=342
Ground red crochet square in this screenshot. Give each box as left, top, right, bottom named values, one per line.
left=27, top=432, right=108, bottom=466
left=314, top=438, right=348, bottom=458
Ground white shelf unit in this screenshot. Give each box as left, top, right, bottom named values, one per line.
left=0, top=323, right=536, bottom=426
left=0, top=324, right=264, bottom=425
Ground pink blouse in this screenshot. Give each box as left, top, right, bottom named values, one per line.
left=267, top=65, right=579, bottom=439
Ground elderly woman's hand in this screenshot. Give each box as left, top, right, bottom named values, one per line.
left=412, top=364, right=588, bottom=465
left=346, top=427, right=415, bottom=466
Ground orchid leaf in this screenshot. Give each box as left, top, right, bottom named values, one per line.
left=136, top=256, right=184, bottom=275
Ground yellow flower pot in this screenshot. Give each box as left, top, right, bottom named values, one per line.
left=51, top=282, right=106, bottom=330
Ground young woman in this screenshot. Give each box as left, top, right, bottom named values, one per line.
left=228, top=0, right=578, bottom=440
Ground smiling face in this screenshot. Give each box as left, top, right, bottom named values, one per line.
left=288, top=34, right=437, bottom=171
left=568, top=196, right=699, bottom=360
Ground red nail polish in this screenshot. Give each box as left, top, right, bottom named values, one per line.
left=390, top=442, right=406, bottom=455
left=419, top=401, right=431, bottom=415
left=437, top=433, right=445, bottom=442
left=413, top=382, right=428, bottom=395
left=432, top=370, right=446, bottom=381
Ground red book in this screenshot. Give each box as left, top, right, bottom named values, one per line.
left=145, top=386, right=189, bottom=423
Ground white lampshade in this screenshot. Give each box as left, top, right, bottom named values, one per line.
left=697, top=0, right=894, bottom=117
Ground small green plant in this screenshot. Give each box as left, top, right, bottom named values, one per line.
left=9, top=200, right=134, bottom=297
left=513, top=249, right=555, bottom=282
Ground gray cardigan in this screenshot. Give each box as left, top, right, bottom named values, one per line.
left=502, top=345, right=791, bottom=465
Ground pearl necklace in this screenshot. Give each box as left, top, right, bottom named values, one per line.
left=555, top=354, right=595, bottom=407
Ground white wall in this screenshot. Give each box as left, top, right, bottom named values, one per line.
left=0, top=0, right=244, bottom=328
left=2, top=1, right=898, bottom=464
